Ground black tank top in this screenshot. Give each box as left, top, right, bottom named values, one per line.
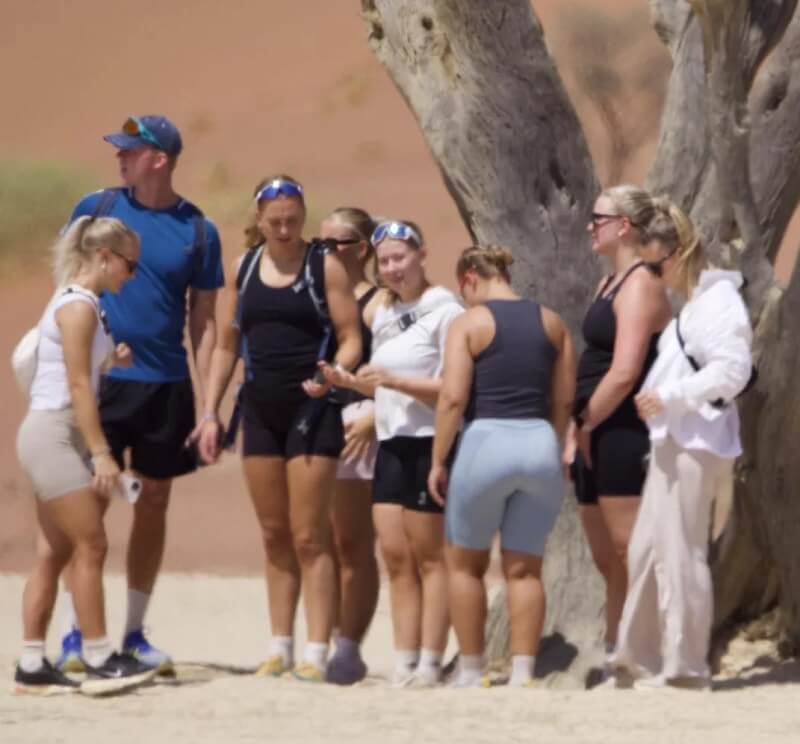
left=575, top=262, right=659, bottom=414
left=465, top=299, right=556, bottom=422
left=239, top=246, right=328, bottom=397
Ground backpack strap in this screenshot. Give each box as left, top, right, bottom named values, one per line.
left=304, top=239, right=331, bottom=323
left=674, top=312, right=701, bottom=373
left=91, top=187, right=124, bottom=219
left=190, top=213, right=207, bottom=270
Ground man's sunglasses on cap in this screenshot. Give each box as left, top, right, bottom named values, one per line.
left=121, top=116, right=164, bottom=150
left=371, top=221, right=422, bottom=247
left=256, top=179, right=305, bottom=202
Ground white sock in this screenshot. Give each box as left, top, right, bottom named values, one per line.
left=124, top=589, right=151, bottom=636
left=20, top=640, right=45, bottom=673
left=83, top=636, right=113, bottom=668
left=269, top=636, right=294, bottom=667
left=393, top=649, right=420, bottom=677
left=456, top=654, right=483, bottom=686
left=509, top=654, right=535, bottom=686
left=334, top=636, right=361, bottom=661
left=415, top=649, right=443, bottom=682
left=303, top=642, right=329, bottom=671
left=61, top=591, right=78, bottom=636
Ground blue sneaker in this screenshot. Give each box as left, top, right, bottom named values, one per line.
left=121, top=629, right=174, bottom=677
left=55, top=628, right=85, bottom=673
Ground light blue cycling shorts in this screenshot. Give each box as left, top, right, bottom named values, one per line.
left=446, top=418, right=563, bottom=556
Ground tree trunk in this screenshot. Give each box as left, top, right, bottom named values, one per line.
left=363, top=0, right=800, bottom=682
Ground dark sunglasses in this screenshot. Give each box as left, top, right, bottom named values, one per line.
left=590, top=212, right=624, bottom=228
left=111, top=248, right=138, bottom=274
left=122, top=116, right=163, bottom=150
left=256, top=179, right=305, bottom=202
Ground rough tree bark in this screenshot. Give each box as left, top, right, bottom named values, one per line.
left=362, top=0, right=800, bottom=682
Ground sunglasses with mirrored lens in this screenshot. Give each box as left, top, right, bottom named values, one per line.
left=256, top=179, right=305, bottom=202
left=122, top=116, right=163, bottom=150
left=371, top=221, right=422, bottom=247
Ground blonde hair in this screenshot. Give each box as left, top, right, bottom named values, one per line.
left=243, top=173, right=304, bottom=247
left=646, top=197, right=707, bottom=297
left=456, top=244, right=514, bottom=283
left=602, top=184, right=658, bottom=243
left=53, top=216, right=139, bottom=287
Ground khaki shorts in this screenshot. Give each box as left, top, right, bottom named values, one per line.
left=17, top=409, right=93, bottom=501
left=336, top=400, right=378, bottom=481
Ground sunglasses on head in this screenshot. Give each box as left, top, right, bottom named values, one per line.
left=111, top=248, right=138, bottom=274
left=122, top=116, right=163, bottom=150
left=256, top=179, right=305, bottom=202
left=371, top=221, right=422, bottom=247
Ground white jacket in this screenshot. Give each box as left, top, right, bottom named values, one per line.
left=642, top=269, right=753, bottom=458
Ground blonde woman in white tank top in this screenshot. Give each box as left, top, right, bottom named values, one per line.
left=13, top=216, right=155, bottom=695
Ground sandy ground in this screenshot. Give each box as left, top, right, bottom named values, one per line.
left=1, top=574, right=800, bottom=744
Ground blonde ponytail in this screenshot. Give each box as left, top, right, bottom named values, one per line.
left=456, top=244, right=514, bottom=283
left=52, top=216, right=139, bottom=287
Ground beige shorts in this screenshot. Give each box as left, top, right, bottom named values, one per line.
left=336, top=399, right=378, bottom=481
left=17, top=408, right=93, bottom=501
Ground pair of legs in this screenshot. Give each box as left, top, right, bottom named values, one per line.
left=373, top=504, right=449, bottom=678
left=613, top=439, right=731, bottom=683
left=25, top=488, right=110, bottom=648
left=447, top=545, right=544, bottom=654
left=243, top=453, right=338, bottom=672
left=330, top=478, right=379, bottom=645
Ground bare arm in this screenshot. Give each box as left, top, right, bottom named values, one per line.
left=580, top=271, right=667, bottom=431
left=542, top=307, right=576, bottom=445
left=431, top=314, right=473, bottom=466
left=325, top=252, right=362, bottom=372
left=188, top=287, right=218, bottom=408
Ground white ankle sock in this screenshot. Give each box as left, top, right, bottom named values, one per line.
left=334, top=636, right=361, bottom=661
left=61, top=591, right=78, bottom=636
left=84, top=637, right=113, bottom=668
left=124, top=589, right=151, bottom=636
left=415, top=649, right=443, bottom=683
left=269, top=636, right=294, bottom=667
left=456, top=654, right=483, bottom=686
left=509, top=655, right=535, bottom=686
left=393, top=649, right=420, bottom=676
left=303, top=642, right=329, bottom=671
left=20, top=640, right=45, bottom=673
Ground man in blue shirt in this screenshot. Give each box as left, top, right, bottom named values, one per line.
left=56, top=115, right=224, bottom=675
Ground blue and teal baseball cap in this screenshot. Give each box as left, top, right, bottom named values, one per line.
left=103, top=115, right=183, bottom=156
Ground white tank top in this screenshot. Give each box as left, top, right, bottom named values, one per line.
left=29, top=287, right=114, bottom=411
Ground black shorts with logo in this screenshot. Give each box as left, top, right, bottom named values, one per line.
left=99, top=377, right=197, bottom=480
left=372, top=435, right=444, bottom=515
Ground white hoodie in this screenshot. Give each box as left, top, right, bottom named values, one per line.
left=642, top=269, right=753, bottom=458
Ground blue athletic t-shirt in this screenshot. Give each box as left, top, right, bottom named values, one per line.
left=69, top=188, right=224, bottom=383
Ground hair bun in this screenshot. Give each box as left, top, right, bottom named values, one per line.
left=484, top=245, right=514, bottom=270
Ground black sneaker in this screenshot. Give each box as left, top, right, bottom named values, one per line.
left=14, top=659, right=80, bottom=696
left=81, top=652, right=157, bottom=697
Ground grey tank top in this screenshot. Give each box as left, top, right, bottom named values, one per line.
left=465, top=299, right=556, bottom=422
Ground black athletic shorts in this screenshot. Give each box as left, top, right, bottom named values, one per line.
left=99, top=377, right=197, bottom=480
left=241, top=384, right=344, bottom=459
left=373, top=435, right=444, bottom=515
left=570, top=401, right=650, bottom=505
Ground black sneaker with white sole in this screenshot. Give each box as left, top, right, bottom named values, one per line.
left=14, top=659, right=80, bottom=696
left=81, top=652, right=157, bottom=697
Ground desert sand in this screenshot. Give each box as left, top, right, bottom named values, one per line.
left=2, top=573, right=800, bottom=744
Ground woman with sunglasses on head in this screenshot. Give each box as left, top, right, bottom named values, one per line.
left=565, top=186, right=671, bottom=674
left=321, top=220, right=463, bottom=687
left=15, top=217, right=155, bottom=694
left=195, top=176, right=361, bottom=682
left=317, top=207, right=382, bottom=685
left=428, top=245, right=576, bottom=688
left=609, top=200, right=752, bottom=690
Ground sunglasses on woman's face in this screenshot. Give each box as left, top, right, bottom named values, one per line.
left=590, top=212, right=624, bottom=229
left=111, top=248, right=138, bottom=274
